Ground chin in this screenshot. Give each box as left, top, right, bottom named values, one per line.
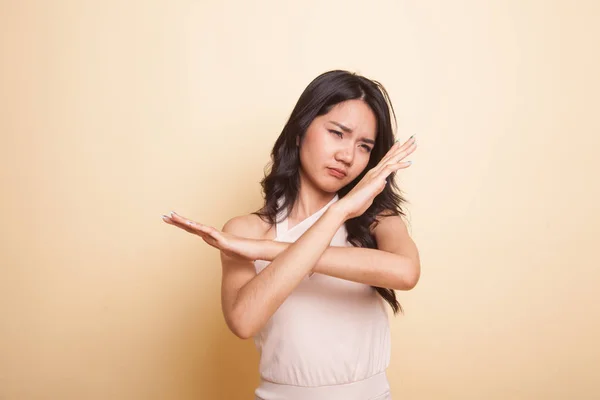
left=314, top=178, right=340, bottom=193
left=323, top=181, right=348, bottom=193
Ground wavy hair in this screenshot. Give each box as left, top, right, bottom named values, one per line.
left=253, top=70, right=407, bottom=314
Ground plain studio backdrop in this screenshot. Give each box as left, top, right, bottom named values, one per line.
left=1, top=0, right=598, bottom=399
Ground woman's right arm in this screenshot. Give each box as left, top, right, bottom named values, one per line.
left=221, top=137, right=416, bottom=339
left=220, top=205, right=347, bottom=339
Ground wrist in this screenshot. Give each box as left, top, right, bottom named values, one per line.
left=326, top=202, right=349, bottom=224
left=254, top=239, right=285, bottom=262
left=252, top=239, right=270, bottom=261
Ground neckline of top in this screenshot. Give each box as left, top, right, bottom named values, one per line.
left=276, top=194, right=340, bottom=237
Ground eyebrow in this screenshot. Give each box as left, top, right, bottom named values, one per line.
left=329, top=121, right=376, bottom=145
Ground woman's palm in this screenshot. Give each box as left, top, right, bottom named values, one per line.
left=341, top=136, right=417, bottom=220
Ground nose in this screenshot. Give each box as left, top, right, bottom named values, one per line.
left=334, top=144, right=354, bottom=166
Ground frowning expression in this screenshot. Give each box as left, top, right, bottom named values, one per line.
left=298, top=99, right=377, bottom=192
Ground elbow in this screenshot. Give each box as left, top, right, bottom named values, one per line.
left=231, top=326, right=254, bottom=340
left=226, top=312, right=258, bottom=340
left=391, top=277, right=418, bottom=291
left=228, top=320, right=254, bottom=340
left=404, top=273, right=420, bottom=290
left=393, top=262, right=420, bottom=290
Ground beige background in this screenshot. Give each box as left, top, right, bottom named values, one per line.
left=1, top=0, right=599, bottom=399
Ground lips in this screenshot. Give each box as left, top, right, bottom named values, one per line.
left=327, top=167, right=347, bottom=178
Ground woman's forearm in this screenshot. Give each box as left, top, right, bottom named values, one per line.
left=257, top=241, right=418, bottom=290
left=232, top=205, right=347, bottom=337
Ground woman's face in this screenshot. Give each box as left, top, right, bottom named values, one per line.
left=298, top=99, right=377, bottom=193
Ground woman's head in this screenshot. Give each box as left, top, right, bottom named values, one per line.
left=298, top=99, right=377, bottom=194
left=266, top=70, right=398, bottom=200
left=255, top=70, right=407, bottom=314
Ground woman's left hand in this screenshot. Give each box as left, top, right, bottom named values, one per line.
left=162, top=212, right=261, bottom=261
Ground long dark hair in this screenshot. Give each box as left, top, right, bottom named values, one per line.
left=253, top=70, right=407, bottom=314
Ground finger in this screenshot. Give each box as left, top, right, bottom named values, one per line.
left=192, top=225, right=223, bottom=249
left=179, top=220, right=222, bottom=244
left=162, top=214, right=180, bottom=226
left=163, top=212, right=226, bottom=248
left=375, top=136, right=416, bottom=173
left=371, top=135, right=414, bottom=174
left=162, top=215, right=226, bottom=252
left=162, top=213, right=207, bottom=235
left=168, top=212, right=212, bottom=232
left=195, top=224, right=219, bottom=240
left=389, top=141, right=417, bottom=164
left=377, top=139, right=404, bottom=166
left=377, top=160, right=413, bottom=180
left=163, top=215, right=202, bottom=235
left=385, top=136, right=416, bottom=163
left=169, top=211, right=196, bottom=226
left=376, top=141, right=417, bottom=174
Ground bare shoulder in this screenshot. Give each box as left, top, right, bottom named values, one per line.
left=370, top=210, right=415, bottom=250
left=221, top=213, right=274, bottom=240
left=369, top=210, right=409, bottom=235
left=370, top=210, right=419, bottom=260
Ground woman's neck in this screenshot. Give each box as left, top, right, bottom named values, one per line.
left=289, top=186, right=337, bottom=223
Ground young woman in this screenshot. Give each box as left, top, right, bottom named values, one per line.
left=163, top=70, right=420, bottom=400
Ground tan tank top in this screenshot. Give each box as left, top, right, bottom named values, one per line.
left=253, top=194, right=391, bottom=387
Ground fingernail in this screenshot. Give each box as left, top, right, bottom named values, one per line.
left=187, top=221, right=195, bottom=226
left=408, top=160, right=413, bottom=165
left=162, top=215, right=169, bottom=221
left=170, top=211, right=176, bottom=217
left=394, top=138, right=400, bottom=143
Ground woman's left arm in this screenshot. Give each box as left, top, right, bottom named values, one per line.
left=165, top=210, right=420, bottom=290
left=257, top=214, right=421, bottom=290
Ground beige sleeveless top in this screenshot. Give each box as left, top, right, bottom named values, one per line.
left=253, top=194, right=391, bottom=388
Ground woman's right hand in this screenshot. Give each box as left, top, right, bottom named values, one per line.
left=163, top=212, right=263, bottom=261
left=334, top=135, right=417, bottom=221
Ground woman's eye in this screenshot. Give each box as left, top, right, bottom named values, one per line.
left=329, top=129, right=343, bottom=137
left=361, top=145, right=373, bottom=153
